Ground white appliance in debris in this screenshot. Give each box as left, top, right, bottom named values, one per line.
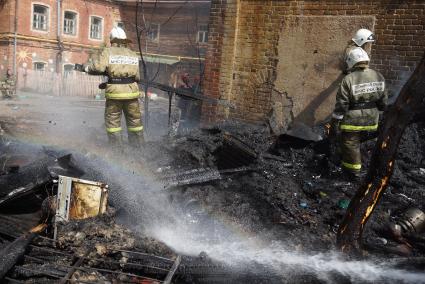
left=54, top=176, right=108, bottom=239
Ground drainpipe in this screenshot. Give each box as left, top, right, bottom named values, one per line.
left=13, top=0, right=19, bottom=76
left=56, top=0, right=63, bottom=74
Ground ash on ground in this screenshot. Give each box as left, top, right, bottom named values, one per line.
left=54, top=208, right=175, bottom=259
left=143, top=121, right=425, bottom=257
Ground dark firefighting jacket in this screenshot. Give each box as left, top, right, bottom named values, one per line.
left=333, top=66, right=387, bottom=131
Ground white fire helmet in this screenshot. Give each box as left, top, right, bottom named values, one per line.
left=110, top=26, right=127, bottom=41
left=346, top=47, right=370, bottom=69
left=352, top=28, right=376, bottom=47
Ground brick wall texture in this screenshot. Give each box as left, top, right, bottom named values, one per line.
left=0, top=0, right=209, bottom=79
left=202, top=0, right=425, bottom=124
left=119, top=2, right=210, bottom=57
left=0, top=0, right=121, bottom=76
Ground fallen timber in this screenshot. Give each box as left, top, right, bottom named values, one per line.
left=0, top=224, right=46, bottom=280
left=0, top=153, right=84, bottom=208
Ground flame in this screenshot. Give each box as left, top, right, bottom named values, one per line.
left=30, top=223, right=47, bottom=233
left=361, top=176, right=389, bottom=226
left=381, top=136, right=390, bottom=149
left=364, top=183, right=373, bottom=196
left=325, top=123, right=331, bottom=135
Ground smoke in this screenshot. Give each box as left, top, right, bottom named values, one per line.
left=148, top=210, right=425, bottom=283
left=66, top=150, right=425, bottom=284
left=6, top=90, right=425, bottom=283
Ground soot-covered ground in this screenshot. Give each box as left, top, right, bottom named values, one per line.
left=143, top=121, right=425, bottom=257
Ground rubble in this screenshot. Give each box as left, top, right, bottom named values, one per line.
left=0, top=152, right=84, bottom=208
left=145, top=120, right=425, bottom=258
left=0, top=117, right=424, bottom=282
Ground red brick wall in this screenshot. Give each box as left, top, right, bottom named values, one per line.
left=119, top=1, right=211, bottom=57
left=15, top=0, right=120, bottom=46
left=0, top=0, right=14, bottom=75
left=203, top=0, right=425, bottom=124
left=118, top=1, right=211, bottom=97
left=0, top=0, right=13, bottom=33
left=201, top=0, right=228, bottom=123
left=0, top=0, right=121, bottom=74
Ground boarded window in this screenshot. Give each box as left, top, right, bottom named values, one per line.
left=197, top=25, right=208, bottom=43
left=33, top=5, right=48, bottom=31
left=90, top=16, right=103, bottom=40
left=64, top=11, right=77, bottom=35
left=147, top=23, right=160, bottom=42
left=33, top=62, right=46, bottom=71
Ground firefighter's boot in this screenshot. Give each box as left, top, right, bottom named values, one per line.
left=107, top=132, right=123, bottom=153
left=128, top=131, right=144, bottom=148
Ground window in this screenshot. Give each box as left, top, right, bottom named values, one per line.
left=63, top=64, right=74, bottom=73
left=64, top=11, right=77, bottom=35
left=33, top=62, right=46, bottom=71
left=147, top=23, right=160, bottom=42
left=116, top=21, right=124, bottom=29
left=90, top=16, right=103, bottom=40
left=33, top=4, right=49, bottom=31
left=197, top=25, right=208, bottom=43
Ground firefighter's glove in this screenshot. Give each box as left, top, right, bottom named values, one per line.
left=74, top=64, right=84, bottom=72
left=98, top=82, right=107, bottom=90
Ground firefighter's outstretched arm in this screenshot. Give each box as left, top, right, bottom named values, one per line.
left=75, top=49, right=108, bottom=75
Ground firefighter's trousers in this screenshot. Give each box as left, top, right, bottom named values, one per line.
left=105, top=99, right=143, bottom=147
left=340, top=130, right=377, bottom=172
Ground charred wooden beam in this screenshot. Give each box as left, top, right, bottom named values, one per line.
left=0, top=224, right=46, bottom=280
left=162, top=166, right=253, bottom=188
left=164, top=255, right=181, bottom=284
left=337, top=53, right=425, bottom=253
left=0, top=154, right=84, bottom=208
left=59, top=250, right=91, bottom=284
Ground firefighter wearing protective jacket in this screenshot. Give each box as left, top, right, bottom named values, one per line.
left=330, top=47, right=387, bottom=180
left=81, top=27, right=143, bottom=148
left=344, top=28, right=376, bottom=73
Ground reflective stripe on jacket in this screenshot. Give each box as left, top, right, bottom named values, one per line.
left=87, top=44, right=140, bottom=100
left=333, top=67, right=387, bottom=132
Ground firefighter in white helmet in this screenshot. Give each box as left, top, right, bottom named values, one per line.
left=344, top=28, right=376, bottom=73
left=330, top=47, right=387, bottom=180
left=77, top=26, right=143, bottom=149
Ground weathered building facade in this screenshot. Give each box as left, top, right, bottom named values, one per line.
left=0, top=0, right=211, bottom=84
left=118, top=0, right=211, bottom=85
left=0, top=0, right=122, bottom=75
left=202, top=0, right=425, bottom=126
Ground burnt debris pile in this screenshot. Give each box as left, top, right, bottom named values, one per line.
left=0, top=213, right=182, bottom=283
left=0, top=119, right=424, bottom=282
left=0, top=136, right=278, bottom=283
left=148, top=121, right=425, bottom=257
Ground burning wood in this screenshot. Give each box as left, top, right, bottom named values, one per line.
left=337, top=53, right=425, bottom=253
